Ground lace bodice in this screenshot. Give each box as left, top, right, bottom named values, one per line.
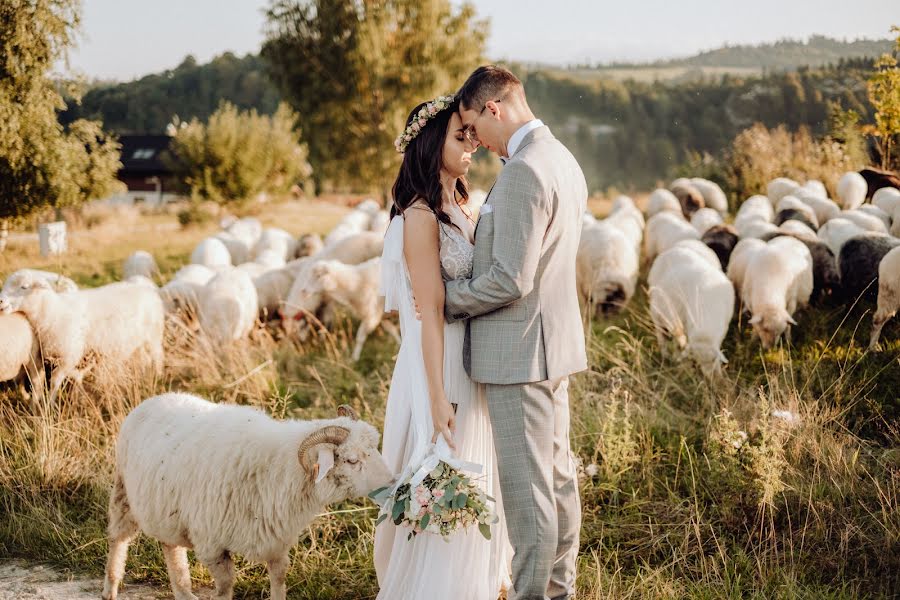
left=439, top=220, right=475, bottom=281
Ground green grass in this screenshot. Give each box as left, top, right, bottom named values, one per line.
left=1, top=203, right=898, bottom=598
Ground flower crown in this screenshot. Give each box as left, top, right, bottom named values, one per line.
left=394, top=94, right=456, bottom=154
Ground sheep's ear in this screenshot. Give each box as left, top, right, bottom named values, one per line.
left=314, top=448, right=335, bottom=483
left=749, top=314, right=761, bottom=325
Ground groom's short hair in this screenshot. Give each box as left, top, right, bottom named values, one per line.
left=458, top=65, right=523, bottom=112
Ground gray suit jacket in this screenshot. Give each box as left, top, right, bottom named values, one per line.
left=445, top=126, right=588, bottom=385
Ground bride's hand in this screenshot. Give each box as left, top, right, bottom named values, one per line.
left=430, top=395, right=457, bottom=451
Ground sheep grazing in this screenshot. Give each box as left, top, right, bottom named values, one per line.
left=741, top=236, right=813, bottom=348
left=648, top=244, right=734, bottom=375
left=0, top=313, right=43, bottom=400
left=122, top=251, right=159, bottom=281
left=726, top=237, right=767, bottom=298
left=837, top=171, right=868, bottom=210
left=735, top=195, right=774, bottom=225
left=324, top=207, right=373, bottom=248
left=645, top=211, right=699, bottom=262
left=669, top=180, right=705, bottom=217
left=689, top=178, right=729, bottom=214
left=869, top=245, right=900, bottom=350
left=800, top=179, right=828, bottom=198
left=288, top=258, right=399, bottom=361
left=775, top=196, right=819, bottom=230
left=0, top=277, right=165, bottom=404
left=839, top=209, right=889, bottom=234
left=101, top=393, right=391, bottom=600
left=690, top=207, right=723, bottom=235
left=254, top=268, right=295, bottom=320
left=759, top=233, right=840, bottom=302
left=767, top=177, right=800, bottom=205
left=198, top=268, right=259, bottom=342
left=838, top=233, right=900, bottom=301
left=190, top=237, right=232, bottom=268
left=873, top=187, right=900, bottom=216
left=606, top=196, right=644, bottom=253
left=859, top=167, right=900, bottom=199
left=701, top=224, right=740, bottom=270
left=778, top=220, right=818, bottom=240
left=736, top=219, right=780, bottom=240
left=256, top=227, right=299, bottom=262
left=857, top=204, right=892, bottom=230
left=224, top=216, right=264, bottom=250
left=577, top=223, right=639, bottom=318
left=817, top=217, right=866, bottom=257
left=795, top=191, right=840, bottom=225
left=297, top=233, right=325, bottom=258
left=172, top=263, right=217, bottom=286
left=355, top=198, right=382, bottom=216
left=1, top=269, right=77, bottom=294
left=646, top=188, right=682, bottom=217
left=213, top=231, right=252, bottom=265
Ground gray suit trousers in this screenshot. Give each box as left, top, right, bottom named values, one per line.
left=486, top=377, right=581, bottom=600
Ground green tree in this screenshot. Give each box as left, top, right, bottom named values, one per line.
left=866, top=26, right=900, bottom=169
left=0, top=0, right=123, bottom=246
left=261, top=0, right=488, bottom=199
left=167, top=101, right=312, bottom=206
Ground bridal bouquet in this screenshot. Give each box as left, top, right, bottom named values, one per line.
left=369, top=439, right=498, bottom=541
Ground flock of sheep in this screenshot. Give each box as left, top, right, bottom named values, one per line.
left=577, top=171, right=900, bottom=375
left=0, top=199, right=401, bottom=405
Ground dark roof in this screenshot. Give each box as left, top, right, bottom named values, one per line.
left=118, top=134, right=173, bottom=176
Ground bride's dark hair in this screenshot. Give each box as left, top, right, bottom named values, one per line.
left=391, top=98, right=469, bottom=229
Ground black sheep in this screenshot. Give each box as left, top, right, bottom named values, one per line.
left=838, top=233, right=900, bottom=301
left=670, top=182, right=705, bottom=217
left=701, top=224, right=739, bottom=270
left=859, top=167, right=900, bottom=199
left=774, top=208, right=817, bottom=232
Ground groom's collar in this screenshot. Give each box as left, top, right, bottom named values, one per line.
left=500, top=121, right=549, bottom=165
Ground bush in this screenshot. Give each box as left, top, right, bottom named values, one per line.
left=176, top=202, right=214, bottom=228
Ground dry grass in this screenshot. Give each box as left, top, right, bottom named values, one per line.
left=0, top=201, right=898, bottom=598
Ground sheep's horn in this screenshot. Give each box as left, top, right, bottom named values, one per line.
left=298, top=426, right=350, bottom=474
left=337, top=405, right=359, bottom=420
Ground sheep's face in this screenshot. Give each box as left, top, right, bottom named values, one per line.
left=0, top=275, right=51, bottom=313
left=305, top=420, right=393, bottom=503
left=688, top=341, right=727, bottom=377
left=750, top=308, right=795, bottom=349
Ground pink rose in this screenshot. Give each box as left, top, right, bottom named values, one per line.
left=428, top=105, right=437, bottom=115
left=433, top=489, right=445, bottom=500
left=418, top=118, right=427, bottom=127
left=411, top=122, right=420, bottom=133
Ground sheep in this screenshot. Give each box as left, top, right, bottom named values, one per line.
left=294, top=258, right=399, bottom=360
left=873, top=187, right=900, bottom=215
left=670, top=180, right=705, bottom=216
left=101, top=394, right=391, bottom=600
left=726, top=237, right=767, bottom=298
left=736, top=219, right=780, bottom=240
left=838, top=233, right=900, bottom=301
left=0, top=313, right=43, bottom=400
left=837, top=171, right=868, bottom=210
left=647, top=188, right=682, bottom=217
left=869, top=245, right=900, bottom=350
left=1, top=269, right=77, bottom=294
left=577, top=223, right=639, bottom=318
left=759, top=232, right=840, bottom=302
left=255, top=248, right=288, bottom=270
left=857, top=204, right=892, bottom=230
left=839, top=209, right=889, bottom=234
left=799, top=179, right=828, bottom=198
left=606, top=198, right=644, bottom=253
left=701, top=224, right=740, bottom=270
left=859, top=167, right=900, bottom=199
left=254, top=268, right=295, bottom=321
left=690, top=207, right=723, bottom=235
left=0, top=277, right=164, bottom=404
left=778, top=219, right=818, bottom=240
left=369, top=210, right=391, bottom=236
left=742, top=236, right=813, bottom=348
left=122, top=251, right=159, bottom=280
left=817, top=217, right=866, bottom=257
left=736, top=195, right=774, bottom=224
left=324, top=210, right=373, bottom=248
left=644, top=211, right=700, bottom=262
left=671, top=238, right=723, bottom=271
left=159, top=279, right=203, bottom=322
left=648, top=245, right=734, bottom=375
left=224, top=216, right=263, bottom=250
left=172, top=264, right=217, bottom=286
left=355, top=198, right=382, bottom=216
left=197, top=268, right=259, bottom=342
left=767, top=177, right=800, bottom=205
left=775, top=195, right=819, bottom=230
left=213, top=231, right=252, bottom=265
left=795, top=191, right=840, bottom=225
left=255, top=227, right=299, bottom=262
left=190, top=237, right=232, bottom=268
left=293, top=231, right=384, bottom=270
left=689, top=178, right=729, bottom=214
left=297, top=233, right=325, bottom=258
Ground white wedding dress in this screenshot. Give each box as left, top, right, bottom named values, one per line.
left=374, top=208, right=511, bottom=599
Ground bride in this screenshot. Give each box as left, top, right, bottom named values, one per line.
left=374, top=94, right=511, bottom=599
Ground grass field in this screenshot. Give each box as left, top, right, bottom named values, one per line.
left=0, top=198, right=898, bottom=599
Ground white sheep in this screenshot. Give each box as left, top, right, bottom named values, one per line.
left=324, top=210, right=372, bottom=248
left=776, top=195, right=820, bottom=227
left=369, top=210, right=391, bottom=236
left=254, top=268, right=295, bottom=320
left=255, top=249, right=288, bottom=269
left=736, top=195, right=774, bottom=224
left=576, top=223, right=640, bottom=318
left=122, top=251, right=159, bottom=280
left=355, top=198, right=382, bottom=216
left=288, top=258, right=399, bottom=360
left=255, top=227, right=298, bottom=262
left=1, top=269, right=77, bottom=294
left=817, top=217, right=866, bottom=257
left=101, top=394, right=391, bottom=600
left=857, top=204, right=892, bottom=230
left=795, top=191, right=840, bottom=225
left=0, top=313, right=43, bottom=400
left=648, top=245, right=734, bottom=374
left=606, top=197, right=644, bottom=252
left=689, top=178, right=729, bottom=214
left=645, top=211, right=699, bottom=262
left=778, top=220, right=818, bottom=240
left=767, top=177, right=800, bottom=205
left=742, top=236, right=813, bottom=348
left=159, top=279, right=203, bottom=321
left=214, top=231, right=252, bottom=265
left=0, top=277, right=164, bottom=404
left=869, top=245, right=900, bottom=350
left=197, top=268, right=259, bottom=342
left=726, top=237, right=767, bottom=298
left=799, top=179, right=828, bottom=198
left=224, top=216, right=263, bottom=250
left=172, top=264, right=217, bottom=286
left=837, top=171, right=867, bottom=210
left=297, top=233, right=325, bottom=258
left=839, top=209, right=889, bottom=234
left=690, top=207, right=723, bottom=235
left=873, top=187, right=900, bottom=216
left=736, top=219, right=780, bottom=240
left=190, top=237, right=232, bottom=268
left=673, top=238, right=726, bottom=271
left=646, top=188, right=682, bottom=217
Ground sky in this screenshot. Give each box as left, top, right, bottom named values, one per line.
left=62, top=0, right=900, bottom=82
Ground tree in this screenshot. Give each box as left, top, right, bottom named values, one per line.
left=866, top=26, right=900, bottom=169
left=166, top=101, right=312, bottom=206
left=261, top=0, right=488, bottom=198
left=0, top=0, right=123, bottom=247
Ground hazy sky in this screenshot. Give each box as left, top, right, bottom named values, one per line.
left=63, top=0, right=900, bottom=81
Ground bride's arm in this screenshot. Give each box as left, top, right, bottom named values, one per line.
left=403, top=207, right=456, bottom=449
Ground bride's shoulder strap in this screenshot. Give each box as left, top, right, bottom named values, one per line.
left=407, top=198, right=435, bottom=215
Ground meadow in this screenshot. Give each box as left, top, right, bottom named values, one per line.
left=0, top=198, right=898, bottom=599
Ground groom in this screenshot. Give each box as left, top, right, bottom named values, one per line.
left=445, top=66, right=588, bottom=600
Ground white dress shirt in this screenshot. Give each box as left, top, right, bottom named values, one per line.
left=505, top=119, right=545, bottom=160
